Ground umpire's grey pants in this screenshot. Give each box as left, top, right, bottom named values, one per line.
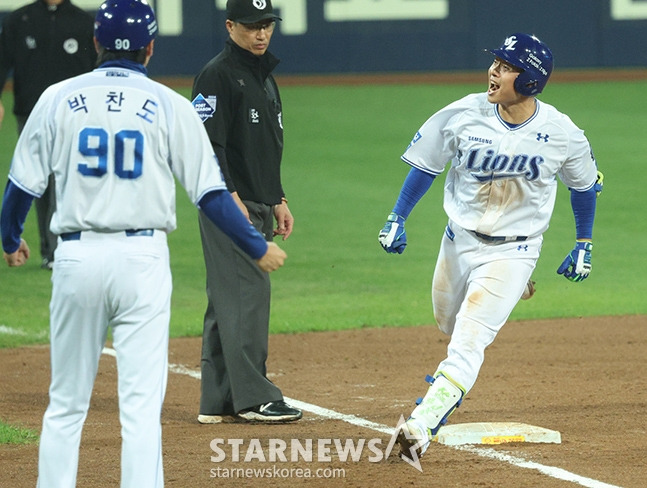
left=198, top=201, right=283, bottom=415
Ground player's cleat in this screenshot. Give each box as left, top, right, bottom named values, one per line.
left=41, top=258, right=54, bottom=270
left=237, top=400, right=302, bottom=422
left=197, top=414, right=236, bottom=424
left=397, top=418, right=431, bottom=461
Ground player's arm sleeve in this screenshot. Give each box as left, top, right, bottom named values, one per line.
left=392, top=167, right=436, bottom=219
left=557, top=129, right=598, bottom=240
left=198, top=189, right=268, bottom=260
left=1, top=180, right=34, bottom=253
left=570, top=187, right=596, bottom=240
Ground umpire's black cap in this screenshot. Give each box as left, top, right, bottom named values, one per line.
left=227, top=0, right=282, bottom=24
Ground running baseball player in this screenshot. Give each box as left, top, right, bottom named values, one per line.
left=377, top=33, right=603, bottom=462
left=1, top=1, right=285, bottom=486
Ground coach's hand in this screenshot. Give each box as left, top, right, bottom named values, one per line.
left=557, top=241, right=592, bottom=282
left=257, top=242, right=287, bottom=272
left=3, top=238, right=30, bottom=267
left=378, top=213, right=407, bottom=254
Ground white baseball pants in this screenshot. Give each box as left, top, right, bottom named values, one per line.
left=37, top=230, right=170, bottom=488
left=432, top=221, right=541, bottom=393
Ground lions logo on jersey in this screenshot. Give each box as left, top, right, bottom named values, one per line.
left=464, top=147, right=544, bottom=182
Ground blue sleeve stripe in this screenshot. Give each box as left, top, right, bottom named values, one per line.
left=8, top=175, right=41, bottom=198
left=194, top=185, right=228, bottom=207
left=400, top=156, right=443, bottom=177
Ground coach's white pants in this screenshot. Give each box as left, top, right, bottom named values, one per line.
left=37, top=231, right=170, bottom=488
left=432, top=222, right=541, bottom=393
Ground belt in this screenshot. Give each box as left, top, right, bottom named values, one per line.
left=472, top=231, right=527, bottom=242
left=60, top=229, right=154, bottom=241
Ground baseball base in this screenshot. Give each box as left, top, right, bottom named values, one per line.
left=432, top=422, right=561, bottom=446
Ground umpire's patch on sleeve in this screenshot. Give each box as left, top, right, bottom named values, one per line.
left=191, top=93, right=217, bottom=123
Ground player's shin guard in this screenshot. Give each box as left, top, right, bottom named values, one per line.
left=397, top=373, right=465, bottom=461
left=412, top=373, right=464, bottom=435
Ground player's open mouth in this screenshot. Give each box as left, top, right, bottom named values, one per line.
left=488, top=81, right=499, bottom=95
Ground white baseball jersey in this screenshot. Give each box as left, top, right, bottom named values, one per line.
left=9, top=65, right=226, bottom=235
left=402, top=93, right=598, bottom=237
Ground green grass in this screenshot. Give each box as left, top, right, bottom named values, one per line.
left=0, top=419, right=39, bottom=445
left=1, top=79, right=646, bottom=348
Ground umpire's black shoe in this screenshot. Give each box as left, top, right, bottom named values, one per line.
left=238, top=400, right=302, bottom=423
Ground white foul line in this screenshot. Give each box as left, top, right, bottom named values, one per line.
left=102, top=347, right=623, bottom=488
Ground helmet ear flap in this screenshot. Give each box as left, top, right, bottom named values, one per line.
left=514, top=76, right=539, bottom=97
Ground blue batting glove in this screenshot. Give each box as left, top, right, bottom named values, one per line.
left=557, top=241, right=593, bottom=282
left=378, top=213, right=407, bottom=254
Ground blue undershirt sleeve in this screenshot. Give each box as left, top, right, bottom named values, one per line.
left=1, top=180, right=35, bottom=254
left=392, top=167, right=436, bottom=219
left=570, top=187, right=596, bottom=240
left=198, top=189, right=268, bottom=260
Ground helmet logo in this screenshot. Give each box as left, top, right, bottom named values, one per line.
left=253, top=0, right=267, bottom=9
left=503, top=36, right=518, bottom=51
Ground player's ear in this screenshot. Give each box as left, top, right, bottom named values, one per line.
left=144, top=40, right=155, bottom=65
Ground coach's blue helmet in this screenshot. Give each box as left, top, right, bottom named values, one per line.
left=94, top=0, right=158, bottom=51
left=488, top=33, right=553, bottom=96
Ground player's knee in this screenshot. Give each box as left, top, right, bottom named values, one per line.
left=435, top=315, right=454, bottom=335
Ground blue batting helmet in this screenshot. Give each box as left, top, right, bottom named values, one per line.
left=488, top=33, right=553, bottom=96
left=94, top=0, right=158, bottom=51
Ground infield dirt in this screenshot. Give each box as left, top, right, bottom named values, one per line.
left=1, top=315, right=645, bottom=487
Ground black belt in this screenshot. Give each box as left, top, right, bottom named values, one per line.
left=472, top=231, right=527, bottom=242
left=60, top=229, right=154, bottom=241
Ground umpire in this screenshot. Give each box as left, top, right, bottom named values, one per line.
left=192, top=0, right=301, bottom=423
left=0, top=0, right=96, bottom=269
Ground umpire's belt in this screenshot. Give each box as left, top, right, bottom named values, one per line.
left=61, top=229, right=154, bottom=241
left=472, top=231, right=527, bottom=242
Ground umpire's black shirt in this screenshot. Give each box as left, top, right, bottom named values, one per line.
left=0, top=0, right=96, bottom=117
left=192, top=38, right=285, bottom=205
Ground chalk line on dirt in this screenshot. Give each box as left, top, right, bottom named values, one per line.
left=101, top=347, right=622, bottom=488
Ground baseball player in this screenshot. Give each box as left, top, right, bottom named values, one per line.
left=0, top=1, right=286, bottom=487
left=378, top=33, right=603, bottom=461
